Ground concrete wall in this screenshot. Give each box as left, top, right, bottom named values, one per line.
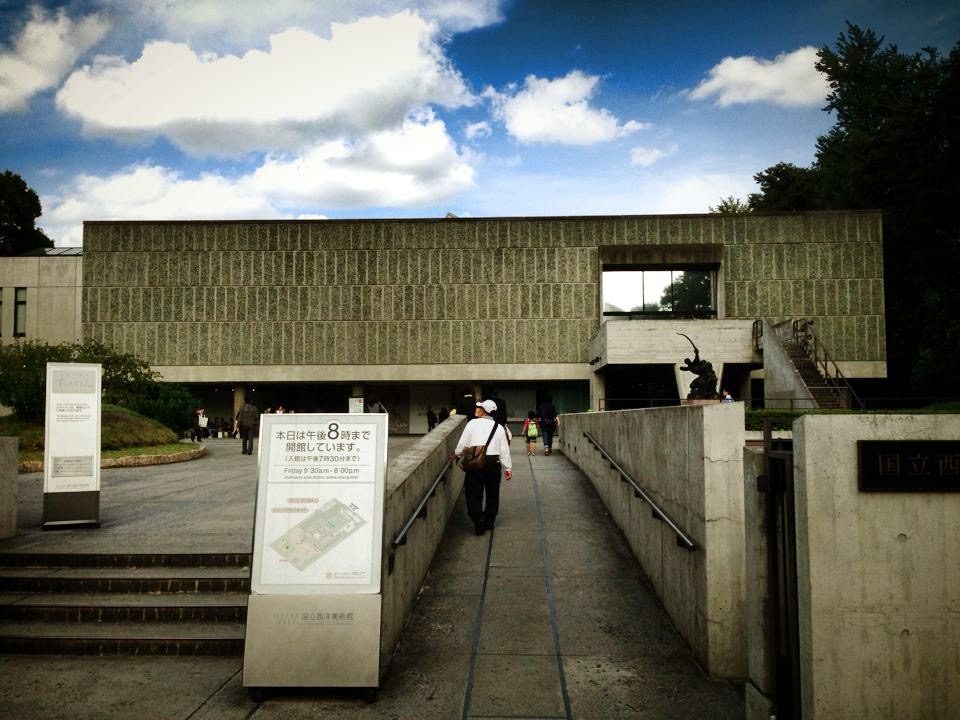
left=0, top=256, right=83, bottom=345
left=559, top=403, right=747, bottom=678
left=742, top=447, right=774, bottom=720
left=793, top=414, right=960, bottom=719
left=0, top=437, right=16, bottom=539
left=81, top=212, right=885, bottom=383
left=760, top=318, right=816, bottom=409
left=591, top=318, right=760, bottom=367
left=379, top=414, right=465, bottom=659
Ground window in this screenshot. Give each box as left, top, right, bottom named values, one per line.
left=602, top=266, right=716, bottom=319
left=13, top=287, right=26, bottom=337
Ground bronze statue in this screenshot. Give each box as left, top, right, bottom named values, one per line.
left=678, top=333, right=718, bottom=399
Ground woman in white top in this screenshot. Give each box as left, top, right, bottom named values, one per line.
left=454, top=399, right=513, bottom=535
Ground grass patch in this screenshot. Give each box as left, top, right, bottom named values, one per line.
left=1, top=404, right=180, bottom=463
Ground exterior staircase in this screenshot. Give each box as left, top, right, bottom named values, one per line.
left=0, top=552, right=250, bottom=655
left=783, top=343, right=848, bottom=409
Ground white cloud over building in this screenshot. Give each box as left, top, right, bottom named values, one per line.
left=688, top=46, right=829, bottom=107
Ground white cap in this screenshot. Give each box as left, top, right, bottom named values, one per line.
left=477, top=399, right=497, bottom=414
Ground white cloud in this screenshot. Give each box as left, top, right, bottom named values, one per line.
left=101, top=0, right=506, bottom=51
left=487, top=70, right=649, bottom=145
left=246, top=111, right=474, bottom=206
left=688, top=46, right=829, bottom=107
left=0, top=6, right=109, bottom=112
left=40, top=112, right=474, bottom=245
left=630, top=144, right=678, bottom=167
left=465, top=120, right=491, bottom=140
left=55, top=11, right=474, bottom=155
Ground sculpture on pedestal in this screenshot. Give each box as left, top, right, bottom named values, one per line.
left=678, top=333, right=718, bottom=400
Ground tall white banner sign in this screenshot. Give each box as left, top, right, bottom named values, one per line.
left=43, top=363, right=102, bottom=495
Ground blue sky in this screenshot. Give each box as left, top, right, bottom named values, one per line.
left=1, top=0, right=958, bottom=246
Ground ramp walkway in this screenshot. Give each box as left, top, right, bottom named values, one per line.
left=0, top=438, right=743, bottom=719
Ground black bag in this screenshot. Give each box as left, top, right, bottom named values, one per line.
left=459, top=422, right=499, bottom=472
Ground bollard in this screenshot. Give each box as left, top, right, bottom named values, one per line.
left=0, top=437, right=18, bottom=539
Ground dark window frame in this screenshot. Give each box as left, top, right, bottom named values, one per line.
left=13, top=287, right=26, bottom=337
left=601, top=263, right=718, bottom=320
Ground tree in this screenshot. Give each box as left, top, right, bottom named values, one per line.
left=748, top=25, right=960, bottom=396
left=660, top=271, right=712, bottom=313
left=0, top=170, right=54, bottom=255
left=708, top=196, right=751, bottom=214
left=747, top=163, right=823, bottom=211
left=0, top=339, right=195, bottom=428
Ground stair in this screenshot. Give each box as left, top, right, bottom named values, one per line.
left=0, top=553, right=250, bottom=655
left=785, top=344, right=847, bottom=409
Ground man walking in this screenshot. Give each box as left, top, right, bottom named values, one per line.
left=537, top=395, right=558, bottom=455
left=236, top=400, right=259, bottom=455
left=454, top=399, right=512, bottom=535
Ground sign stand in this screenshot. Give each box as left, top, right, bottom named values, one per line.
left=42, top=363, right=102, bottom=529
left=243, top=413, right=388, bottom=697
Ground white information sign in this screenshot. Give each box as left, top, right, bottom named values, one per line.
left=43, top=363, right=102, bottom=494
left=250, top=413, right=388, bottom=595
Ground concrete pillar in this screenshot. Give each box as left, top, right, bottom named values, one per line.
left=0, top=437, right=17, bottom=539
left=233, top=385, right=246, bottom=418
left=590, top=371, right=605, bottom=411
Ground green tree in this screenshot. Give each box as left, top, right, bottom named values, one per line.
left=0, top=339, right=195, bottom=428
left=749, top=25, right=960, bottom=396
left=0, top=170, right=54, bottom=256
left=708, top=196, right=751, bottom=214
left=747, top=162, right=823, bottom=211
left=660, top=271, right=712, bottom=313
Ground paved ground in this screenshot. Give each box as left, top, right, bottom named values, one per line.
left=0, top=437, right=744, bottom=719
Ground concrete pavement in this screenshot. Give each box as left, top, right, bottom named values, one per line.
left=0, top=437, right=743, bottom=719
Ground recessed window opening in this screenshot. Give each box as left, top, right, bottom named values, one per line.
left=602, top=266, right=716, bottom=319
left=13, top=287, right=26, bottom=337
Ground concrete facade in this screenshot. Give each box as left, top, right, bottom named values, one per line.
left=0, top=253, right=83, bottom=347
left=558, top=403, right=747, bottom=678
left=79, top=212, right=886, bottom=418
left=792, top=414, right=960, bottom=719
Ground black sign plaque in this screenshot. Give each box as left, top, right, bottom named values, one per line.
left=858, top=440, right=960, bottom=492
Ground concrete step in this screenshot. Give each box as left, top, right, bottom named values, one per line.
left=0, top=552, right=251, bottom=568
left=0, top=553, right=251, bottom=656
left=0, top=620, right=245, bottom=656
left=0, top=591, right=248, bottom=623
left=0, top=566, right=251, bottom=594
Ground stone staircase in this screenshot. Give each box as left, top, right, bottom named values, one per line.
left=784, top=343, right=847, bottom=409
left=0, top=552, right=250, bottom=655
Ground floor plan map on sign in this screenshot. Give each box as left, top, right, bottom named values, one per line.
left=270, top=499, right=367, bottom=572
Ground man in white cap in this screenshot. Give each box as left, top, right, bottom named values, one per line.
left=454, top=399, right=513, bottom=535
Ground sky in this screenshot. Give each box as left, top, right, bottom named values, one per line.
left=1, top=1, right=958, bottom=247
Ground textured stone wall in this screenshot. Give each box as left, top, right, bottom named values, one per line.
left=82, top=212, right=884, bottom=367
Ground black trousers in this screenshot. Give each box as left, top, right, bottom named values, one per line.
left=239, top=425, right=255, bottom=454
left=465, top=459, right=502, bottom=528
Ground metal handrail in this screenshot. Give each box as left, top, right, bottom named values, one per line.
left=791, top=319, right=864, bottom=409
left=583, top=431, right=695, bottom=551
left=391, top=458, right=452, bottom=550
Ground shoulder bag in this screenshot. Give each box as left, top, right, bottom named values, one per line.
left=459, top=422, right=499, bottom=472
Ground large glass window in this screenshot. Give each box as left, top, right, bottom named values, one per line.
left=602, top=267, right=715, bottom=318
left=14, top=287, right=26, bottom=337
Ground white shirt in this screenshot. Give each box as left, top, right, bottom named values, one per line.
left=455, top=416, right=512, bottom=471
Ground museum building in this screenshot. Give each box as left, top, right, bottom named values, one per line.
left=60, top=211, right=884, bottom=432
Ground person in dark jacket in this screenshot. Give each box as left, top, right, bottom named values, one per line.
left=537, top=396, right=558, bottom=455
left=236, top=401, right=259, bottom=455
